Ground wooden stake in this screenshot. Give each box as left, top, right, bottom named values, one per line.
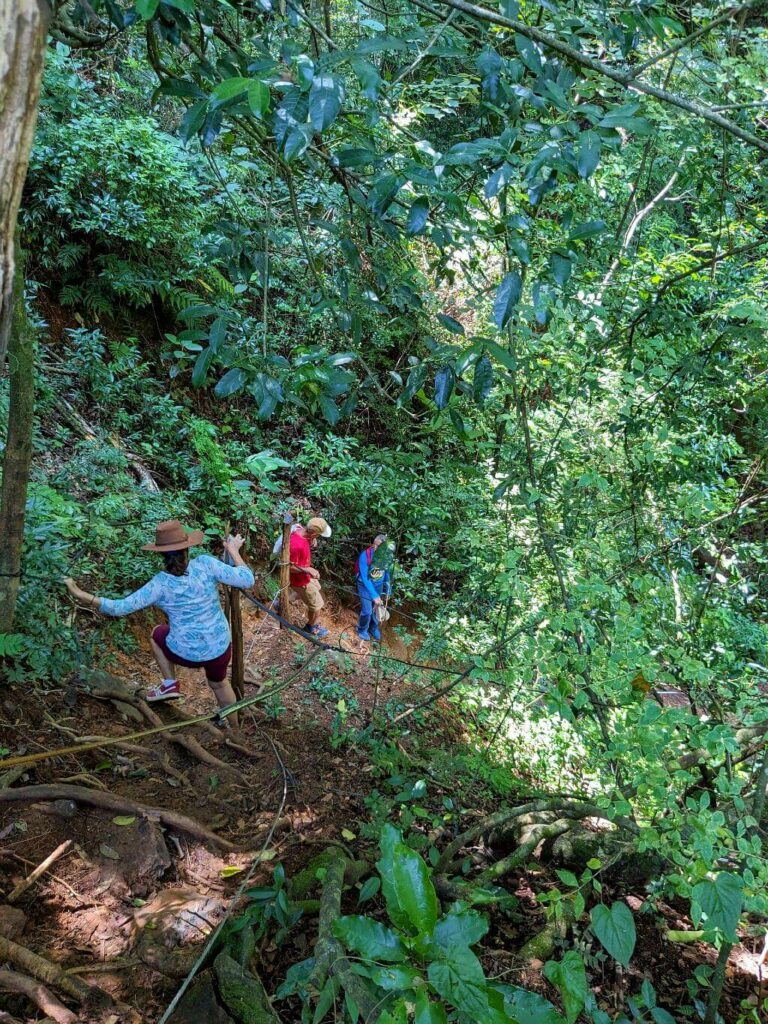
left=229, top=589, right=244, bottom=700
left=279, top=513, right=294, bottom=629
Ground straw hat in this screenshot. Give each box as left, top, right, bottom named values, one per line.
left=142, top=520, right=204, bottom=552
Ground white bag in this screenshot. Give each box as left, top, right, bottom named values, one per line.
left=272, top=522, right=301, bottom=558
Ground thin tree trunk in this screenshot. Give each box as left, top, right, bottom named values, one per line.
left=0, top=0, right=50, bottom=366
left=0, top=252, right=35, bottom=631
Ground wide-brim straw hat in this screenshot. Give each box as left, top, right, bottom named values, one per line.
left=142, top=519, right=204, bottom=552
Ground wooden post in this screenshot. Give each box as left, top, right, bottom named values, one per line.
left=278, top=512, right=293, bottom=629
left=222, top=523, right=245, bottom=699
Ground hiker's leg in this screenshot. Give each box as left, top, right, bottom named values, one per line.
left=357, top=588, right=373, bottom=637
left=150, top=625, right=177, bottom=681
left=206, top=647, right=239, bottom=727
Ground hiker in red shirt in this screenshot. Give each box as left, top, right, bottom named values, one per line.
left=289, top=516, right=331, bottom=637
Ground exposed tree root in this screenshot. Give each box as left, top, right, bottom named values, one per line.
left=0, top=785, right=237, bottom=850
left=435, top=798, right=636, bottom=874
left=477, top=820, right=571, bottom=884
left=213, top=951, right=281, bottom=1024
left=84, top=679, right=236, bottom=774
left=0, top=967, right=77, bottom=1024
left=309, top=849, right=380, bottom=1020
left=8, top=839, right=73, bottom=903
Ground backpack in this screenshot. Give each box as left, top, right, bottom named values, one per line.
left=272, top=523, right=301, bottom=559
left=355, top=547, right=373, bottom=578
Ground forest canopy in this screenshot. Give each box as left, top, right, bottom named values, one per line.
left=0, top=0, right=767, bottom=1021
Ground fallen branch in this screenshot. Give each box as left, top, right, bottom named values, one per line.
left=0, top=785, right=237, bottom=850
left=0, top=968, right=76, bottom=1024
left=0, top=936, right=106, bottom=1006
left=477, top=820, right=571, bottom=884
left=8, top=840, right=73, bottom=904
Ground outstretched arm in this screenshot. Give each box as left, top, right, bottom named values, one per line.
left=206, top=535, right=255, bottom=588
left=64, top=576, right=162, bottom=616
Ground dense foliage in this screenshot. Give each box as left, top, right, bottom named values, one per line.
left=2, top=0, right=768, bottom=1020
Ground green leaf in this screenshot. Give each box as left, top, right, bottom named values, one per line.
left=504, top=987, right=566, bottom=1024
left=406, top=197, right=430, bottom=236
left=569, top=220, right=607, bottom=241
left=377, top=825, right=411, bottom=931
left=543, top=951, right=588, bottom=1024
left=336, top=147, right=379, bottom=168
left=590, top=902, right=636, bottom=967
left=318, top=394, right=340, bottom=425
left=369, top=174, right=402, bottom=218
left=112, top=815, right=136, bottom=826
left=179, top=99, right=208, bottom=142
left=414, top=989, right=449, bottom=1024
left=493, top=272, right=522, bottom=330
left=369, top=964, right=421, bottom=990
left=577, top=131, right=601, bottom=178
left=192, top=347, right=214, bottom=387
left=484, top=340, right=517, bottom=371
left=515, top=33, right=543, bottom=74
left=215, top=368, right=247, bottom=398
left=211, top=77, right=252, bottom=107
left=691, top=873, right=743, bottom=938
left=358, top=876, right=381, bottom=904
left=248, top=81, right=270, bottom=118
left=333, top=915, right=408, bottom=961
left=427, top=946, right=488, bottom=1016
left=309, top=75, right=344, bottom=131
left=550, top=252, right=571, bottom=287
left=392, top=842, right=438, bottom=934
left=473, top=354, right=493, bottom=405
left=135, top=0, right=160, bottom=19
left=434, top=366, right=455, bottom=410
left=433, top=907, right=489, bottom=950
left=350, top=57, right=381, bottom=101
left=437, top=314, right=464, bottom=335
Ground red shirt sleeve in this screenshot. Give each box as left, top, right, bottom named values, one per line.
left=289, top=533, right=312, bottom=587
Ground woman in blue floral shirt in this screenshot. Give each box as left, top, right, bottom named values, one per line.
left=64, top=520, right=253, bottom=713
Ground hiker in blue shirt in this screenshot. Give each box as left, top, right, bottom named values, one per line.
left=356, top=534, right=391, bottom=642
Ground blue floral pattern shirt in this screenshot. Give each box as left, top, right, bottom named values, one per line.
left=100, top=555, right=254, bottom=661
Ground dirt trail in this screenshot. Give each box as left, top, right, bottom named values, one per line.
left=0, top=587, right=416, bottom=1022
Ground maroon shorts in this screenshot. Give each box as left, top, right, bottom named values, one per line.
left=151, top=625, right=231, bottom=683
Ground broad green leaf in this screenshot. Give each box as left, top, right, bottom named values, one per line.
left=543, top=951, right=587, bottom=1024
left=350, top=57, right=381, bottom=101
left=358, top=876, right=381, bottom=903
left=437, top=314, right=464, bottom=335
left=248, top=81, right=270, bottom=118
left=135, top=0, right=160, bottom=19
left=427, top=946, right=488, bottom=1016
left=434, top=366, right=455, bottom=410
left=215, top=368, right=247, bottom=398
left=485, top=340, right=517, bottom=371
left=392, top=842, right=438, bottom=934
left=377, top=824, right=411, bottom=931
left=192, top=347, right=214, bottom=387
left=211, top=77, right=251, bottom=107
left=550, top=252, right=571, bottom=287
left=515, top=33, right=543, bottom=74
left=406, top=197, right=430, bottom=236
left=493, top=272, right=522, bottom=330
left=590, top=901, right=636, bottom=967
left=369, top=964, right=421, bottom=990
left=504, top=987, right=566, bottom=1024
left=414, top=989, right=449, bottom=1023
left=472, top=354, right=493, bottom=405
left=112, top=815, right=136, bottom=826
left=309, top=75, right=344, bottom=131
left=336, top=147, right=379, bottom=167
left=433, top=907, right=489, bottom=951
left=333, top=915, right=408, bottom=961
left=691, top=873, right=743, bottom=938
left=569, top=220, right=607, bottom=241
left=577, top=131, right=601, bottom=178
left=318, top=394, right=340, bottom=425
left=369, top=174, right=402, bottom=217
left=179, top=100, right=208, bottom=142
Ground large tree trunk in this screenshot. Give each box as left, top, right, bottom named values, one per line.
left=0, top=252, right=35, bottom=630
left=0, top=0, right=49, bottom=366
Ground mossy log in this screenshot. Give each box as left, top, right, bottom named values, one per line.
left=213, top=952, right=281, bottom=1024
